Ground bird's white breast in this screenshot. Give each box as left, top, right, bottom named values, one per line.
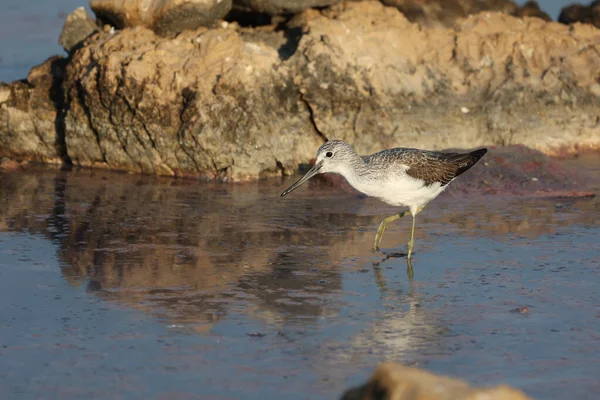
left=352, top=172, right=448, bottom=212
left=334, top=162, right=449, bottom=213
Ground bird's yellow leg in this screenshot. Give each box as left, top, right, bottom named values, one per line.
left=407, top=205, right=426, bottom=259
left=407, top=214, right=417, bottom=259
left=406, top=258, right=414, bottom=282
left=373, top=211, right=407, bottom=252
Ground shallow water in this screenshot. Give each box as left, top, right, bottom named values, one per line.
left=0, top=168, right=598, bottom=399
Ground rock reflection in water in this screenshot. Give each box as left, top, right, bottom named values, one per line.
left=0, top=171, right=597, bottom=329
left=0, top=168, right=597, bottom=332
left=0, top=170, right=377, bottom=331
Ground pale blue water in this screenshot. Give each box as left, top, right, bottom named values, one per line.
left=0, top=0, right=90, bottom=83
left=0, top=169, right=598, bottom=399
left=0, top=1, right=598, bottom=398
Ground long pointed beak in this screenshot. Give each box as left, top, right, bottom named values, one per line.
left=280, top=161, right=323, bottom=197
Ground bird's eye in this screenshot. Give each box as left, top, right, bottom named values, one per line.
left=326, top=151, right=333, bottom=158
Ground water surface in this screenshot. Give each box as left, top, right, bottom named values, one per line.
left=0, top=168, right=598, bottom=399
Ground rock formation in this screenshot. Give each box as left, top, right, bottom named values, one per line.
left=61, top=24, right=322, bottom=179
left=232, top=0, right=344, bottom=15
left=340, top=362, right=532, bottom=400
left=380, top=0, right=550, bottom=27
left=513, top=1, right=551, bottom=21
left=559, top=1, right=600, bottom=28
left=1, top=1, right=600, bottom=181
left=59, top=7, right=99, bottom=52
left=91, top=0, right=233, bottom=35
left=0, top=56, right=70, bottom=166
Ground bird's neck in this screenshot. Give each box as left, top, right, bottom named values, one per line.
left=335, top=154, right=369, bottom=190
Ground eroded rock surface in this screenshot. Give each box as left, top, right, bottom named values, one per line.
left=1, top=1, right=600, bottom=180
left=381, top=0, right=550, bottom=27
left=559, top=1, right=600, bottom=28
left=292, top=4, right=600, bottom=158
left=447, top=145, right=597, bottom=198
left=0, top=56, right=69, bottom=166
left=59, top=7, right=99, bottom=52
left=340, top=362, right=532, bottom=400
left=514, top=1, right=551, bottom=21
left=91, top=0, right=233, bottom=35
left=62, top=26, right=321, bottom=179
left=232, top=0, right=343, bottom=15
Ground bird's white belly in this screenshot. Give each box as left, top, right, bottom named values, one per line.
left=356, top=176, right=448, bottom=211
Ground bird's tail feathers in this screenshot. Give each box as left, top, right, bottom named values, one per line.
left=453, top=148, right=487, bottom=176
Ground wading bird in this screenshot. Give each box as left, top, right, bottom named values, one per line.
left=281, top=140, right=487, bottom=264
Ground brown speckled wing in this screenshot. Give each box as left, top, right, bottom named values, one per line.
left=369, top=148, right=487, bottom=186
left=403, top=151, right=458, bottom=186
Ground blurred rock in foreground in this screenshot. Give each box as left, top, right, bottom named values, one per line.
left=340, top=362, right=532, bottom=400
left=1, top=1, right=600, bottom=181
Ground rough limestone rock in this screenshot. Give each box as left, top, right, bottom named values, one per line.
left=62, top=26, right=321, bottom=179
left=291, top=3, right=600, bottom=158
left=340, top=362, right=532, bottom=400
left=232, top=0, right=343, bottom=15
left=59, top=7, right=99, bottom=52
left=514, top=1, right=551, bottom=21
left=559, top=1, right=600, bottom=28
left=2, top=1, right=600, bottom=180
left=91, top=0, right=233, bottom=35
left=381, top=0, right=550, bottom=27
left=0, top=56, right=69, bottom=166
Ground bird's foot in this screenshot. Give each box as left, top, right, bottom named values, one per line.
left=372, top=250, right=408, bottom=267
left=372, top=245, right=387, bottom=255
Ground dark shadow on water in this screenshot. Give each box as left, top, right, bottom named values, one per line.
left=373, top=250, right=408, bottom=264
left=373, top=249, right=414, bottom=281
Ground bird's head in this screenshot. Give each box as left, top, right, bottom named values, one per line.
left=281, top=140, right=357, bottom=197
